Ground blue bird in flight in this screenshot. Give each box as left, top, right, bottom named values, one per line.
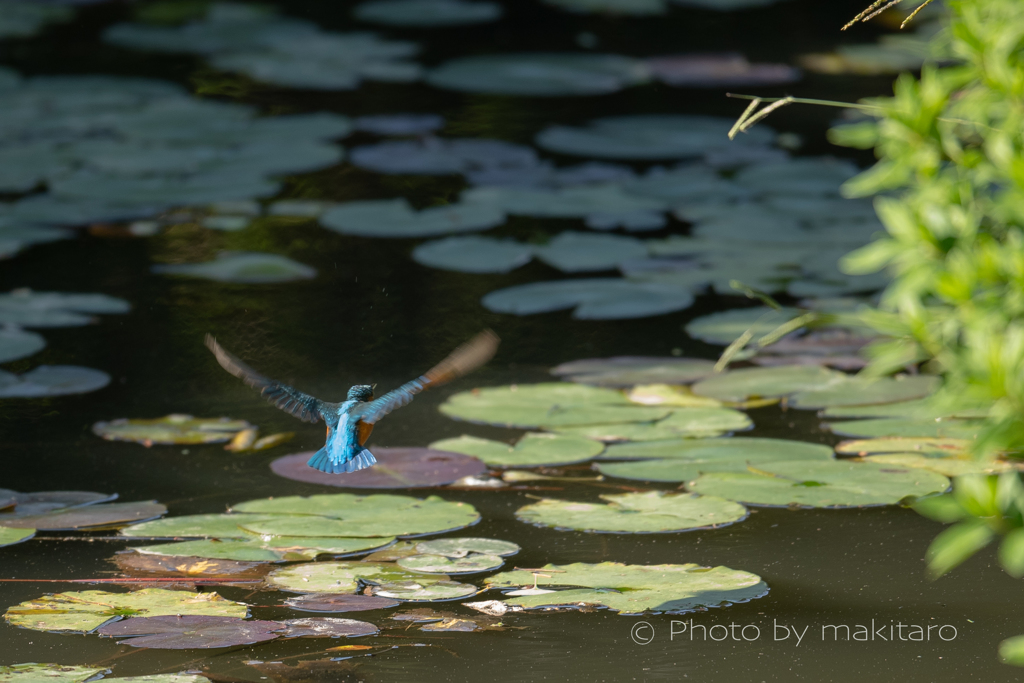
left=204, top=330, right=499, bottom=474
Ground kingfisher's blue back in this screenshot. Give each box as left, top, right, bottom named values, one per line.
left=306, top=400, right=377, bottom=474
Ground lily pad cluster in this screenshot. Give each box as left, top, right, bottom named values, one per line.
left=483, top=561, right=768, bottom=614
left=120, top=493, right=480, bottom=562
left=105, top=2, right=421, bottom=90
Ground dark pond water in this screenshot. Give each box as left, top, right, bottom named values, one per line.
left=2, top=0, right=1022, bottom=681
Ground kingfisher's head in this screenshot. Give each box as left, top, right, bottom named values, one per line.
left=347, top=384, right=374, bottom=402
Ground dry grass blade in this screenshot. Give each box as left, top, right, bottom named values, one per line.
left=728, top=98, right=761, bottom=140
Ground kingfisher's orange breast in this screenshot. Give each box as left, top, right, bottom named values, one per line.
left=357, top=420, right=374, bottom=446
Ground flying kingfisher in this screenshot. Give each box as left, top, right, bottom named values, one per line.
left=204, top=330, right=499, bottom=474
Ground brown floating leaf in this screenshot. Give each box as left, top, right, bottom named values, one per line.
left=98, top=615, right=282, bottom=649
left=0, top=501, right=166, bottom=530
left=113, top=553, right=272, bottom=580
left=271, top=448, right=487, bottom=488
left=390, top=608, right=451, bottom=623
left=284, top=593, right=400, bottom=613
left=278, top=617, right=379, bottom=638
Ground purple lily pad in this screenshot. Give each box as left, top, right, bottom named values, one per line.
left=278, top=617, right=379, bottom=638
left=647, top=53, right=801, bottom=88
left=0, top=500, right=166, bottom=530
left=0, top=489, right=117, bottom=518
left=97, top=615, right=282, bottom=649
left=270, top=448, right=487, bottom=489
left=284, top=593, right=400, bottom=613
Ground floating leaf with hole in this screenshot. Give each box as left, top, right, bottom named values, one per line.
left=486, top=561, right=767, bottom=614
left=412, top=236, right=533, bottom=273
left=482, top=278, right=694, bottom=320
left=284, top=593, right=400, bottom=613
left=440, top=383, right=669, bottom=428
left=278, top=617, right=378, bottom=638
left=516, top=491, right=746, bottom=533
left=688, top=459, right=949, bottom=507
left=93, top=415, right=254, bottom=446
left=0, top=527, right=34, bottom=548
left=0, top=664, right=106, bottom=683
left=427, top=53, right=650, bottom=96
left=596, top=437, right=833, bottom=482
left=691, top=366, right=845, bottom=402
left=0, top=366, right=111, bottom=398
left=152, top=252, right=316, bottom=283
left=354, top=0, right=502, bottom=26
left=552, top=357, right=716, bottom=387
left=834, top=437, right=971, bottom=456
left=536, top=115, right=773, bottom=160
left=5, top=588, right=248, bottom=633
left=232, top=493, right=480, bottom=538
left=415, top=537, right=519, bottom=557
left=684, top=307, right=803, bottom=345
left=270, top=448, right=487, bottom=488
left=98, top=615, right=280, bottom=649
left=825, top=418, right=984, bottom=439
left=397, top=553, right=504, bottom=574
left=0, top=501, right=166, bottom=531
left=429, top=433, right=603, bottom=467
left=790, top=375, right=941, bottom=409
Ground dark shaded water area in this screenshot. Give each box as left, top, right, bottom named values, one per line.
left=2, top=0, right=1023, bottom=681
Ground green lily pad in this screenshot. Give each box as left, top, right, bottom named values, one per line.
left=0, top=664, right=106, bottom=683
left=320, top=198, right=504, bottom=238
left=551, top=356, right=716, bottom=387
left=93, top=415, right=253, bottom=445
left=120, top=513, right=266, bottom=539
left=822, top=396, right=991, bottom=419
left=790, top=375, right=941, bottom=409
left=267, top=560, right=461, bottom=596
left=691, top=366, right=845, bottom=402
left=373, top=579, right=479, bottom=601
left=0, top=365, right=112, bottom=398
left=684, top=307, right=803, bottom=345
left=688, top=459, right=950, bottom=508
left=439, top=383, right=669, bottom=428
left=861, top=453, right=1021, bottom=478
left=516, top=491, right=747, bottom=533
left=834, top=437, right=971, bottom=456
left=596, top=437, right=833, bottom=482
left=536, top=115, right=773, bottom=160
left=397, top=553, right=504, bottom=574
left=482, top=278, right=694, bottom=320
left=486, top=561, right=768, bottom=614
left=0, top=327, right=45, bottom=363
left=412, top=236, right=534, bottom=274
left=597, top=436, right=835, bottom=461
left=231, top=493, right=480, bottom=537
left=426, top=53, right=650, bottom=96
left=533, top=232, right=649, bottom=273
left=0, top=527, right=34, bottom=548
left=354, top=0, right=502, bottom=26
left=135, top=536, right=394, bottom=562
left=555, top=407, right=752, bottom=442
left=825, top=418, right=984, bottom=439
left=152, top=252, right=316, bottom=283
left=414, top=537, right=519, bottom=557
left=4, top=588, right=248, bottom=633
left=429, top=433, right=603, bottom=467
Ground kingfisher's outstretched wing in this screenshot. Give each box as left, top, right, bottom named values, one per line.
left=353, top=329, right=500, bottom=425
left=205, top=334, right=339, bottom=424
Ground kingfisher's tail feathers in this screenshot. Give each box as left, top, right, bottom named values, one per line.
left=422, top=329, right=500, bottom=388
left=306, top=447, right=376, bottom=474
